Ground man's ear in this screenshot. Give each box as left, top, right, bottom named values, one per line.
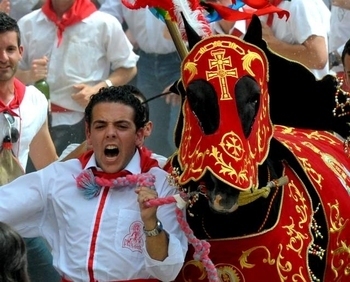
left=144, top=121, right=153, bottom=138
left=135, top=127, right=145, bottom=147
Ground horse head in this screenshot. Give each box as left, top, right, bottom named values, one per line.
left=172, top=31, right=273, bottom=214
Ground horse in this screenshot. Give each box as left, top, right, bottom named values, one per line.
left=169, top=16, right=350, bottom=282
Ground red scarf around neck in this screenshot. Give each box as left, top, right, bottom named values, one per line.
left=267, top=0, right=284, bottom=26
left=78, top=146, right=159, bottom=180
left=42, top=0, right=97, bottom=46
left=0, top=78, right=25, bottom=117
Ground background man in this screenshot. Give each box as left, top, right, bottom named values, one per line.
left=0, top=12, right=60, bottom=282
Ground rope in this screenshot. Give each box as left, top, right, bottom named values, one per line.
left=146, top=195, right=219, bottom=282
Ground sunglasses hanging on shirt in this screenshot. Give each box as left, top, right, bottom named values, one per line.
left=2, top=112, right=20, bottom=143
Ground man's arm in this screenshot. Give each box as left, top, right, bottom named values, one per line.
left=332, top=0, right=350, bottom=9
left=29, top=119, right=58, bottom=170
left=136, top=186, right=169, bottom=261
left=262, top=23, right=328, bottom=70
left=15, top=56, right=49, bottom=85
left=71, top=66, right=137, bottom=108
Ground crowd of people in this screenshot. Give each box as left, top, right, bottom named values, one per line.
left=0, top=0, right=350, bottom=281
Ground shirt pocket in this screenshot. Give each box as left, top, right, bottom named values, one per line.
left=115, top=209, right=145, bottom=260
left=63, top=37, right=99, bottom=79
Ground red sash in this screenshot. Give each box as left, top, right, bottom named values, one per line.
left=62, top=278, right=159, bottom=282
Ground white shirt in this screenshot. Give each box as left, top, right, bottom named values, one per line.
left=9, top=0, right=40, bottom=20
left=0, top=150, right=187, bottom=281
left=210, top=20, right=246, bottom=37
left=260, top=0, right=330, bottom=79
left=0, top=85, right=47, bottom=170
left=18, top=9, right=139, bottom=126
left=100, top=0, right=177, bottom=54
left=329, top=5, right=350, bottom=73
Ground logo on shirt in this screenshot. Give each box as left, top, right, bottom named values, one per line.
left=122, top=221, right=144, bottom=253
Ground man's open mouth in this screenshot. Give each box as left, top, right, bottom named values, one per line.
left=104, top=145, right=119, bottom=157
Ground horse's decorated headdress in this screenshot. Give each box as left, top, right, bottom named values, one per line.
left=177, top=34, right=273, bottom=191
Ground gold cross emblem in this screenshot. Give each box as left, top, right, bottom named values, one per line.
left=206, top=49, right=238, bottom=100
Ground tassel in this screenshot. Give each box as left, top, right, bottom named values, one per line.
left=76, top=170, right=101, bottom=199
left=237, top=175, right=289, bottom=206
left=0, top=137, right=24, bottom=186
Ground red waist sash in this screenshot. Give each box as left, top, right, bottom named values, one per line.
left=51, top=103, right=74, bottom=113
left=62, top=278, right=159, bottom=282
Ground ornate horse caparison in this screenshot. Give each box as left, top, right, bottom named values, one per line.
left=170, top=16, right=350, bottom=282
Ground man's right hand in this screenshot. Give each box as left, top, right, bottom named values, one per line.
left=30, top=56, right=49, bottom=83
left=0, top=0, right=10, bottom=15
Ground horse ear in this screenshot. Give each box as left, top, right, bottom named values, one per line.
left=243, top=14, right=263, bottom=46
left=242, top=15, right=349, bottom=136
left=180, top=12, right=202, bottom=50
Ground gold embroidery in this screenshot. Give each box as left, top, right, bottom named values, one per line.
left=283, top=217, right=308, bottom=258
left=183, top=61, right=198, bottom=83
left=239, top=246, right=275, bottom=269
left=219, top=131, right=244, bottom=161
left=287, top=180, right=308, bottom=228
left=328, top=200, right=348, bottom=241
left=211, top=146, right=248, bottom=184
left=291, top=267, right=308, bottom=282
left=238, top=178, right=310, bottom=281
left=206, top=49, right=237, bottom=100
left=242, top=50, right=264, bottom=77
left=275, top=244, right=293, bottom=281
left=329, top=200, right=350, bottom=279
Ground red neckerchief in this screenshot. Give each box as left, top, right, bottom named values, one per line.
left=267, top=0, right=283, bottom=26
left=203, top=0, right=288, bottom=24
left=42, top=0, right=97, bottom=46
left=0, top=78, right=26, bottom=117
left=78, top=146, right=159, bottom=179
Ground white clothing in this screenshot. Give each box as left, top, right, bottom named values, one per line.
left=18, top=10, right=139, bottom=127
left=210, top=20, right=246, bottom=37
left=100, top=0, right=177, bottom=54
left=0, top=86, right=47, bottom=170
left=260, top=0, right=331, bottom=79
left=9, top=0, right=39, bottom=20
left=0, top=150, right=187, bottom=281
left=329, top=5, right=350, bottom=72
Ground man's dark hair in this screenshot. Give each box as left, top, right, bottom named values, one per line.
left=0, top=222, right=30, bottom=282
left=0, top=12, right=21, bottom=47
left=341, top=38, right=350, bottom=65
left=121, top=84, right=150, bottom=123
left=85, top=86, right=148, bottom=130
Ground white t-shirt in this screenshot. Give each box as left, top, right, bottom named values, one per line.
left=260, top=0, right=330, bottom=79
left=0, top=150, right=187, bottom=281
left=100, top=1, right=178, bottom=54
left=18, top=9, right=139, bottom=127
left=329, top=5, right=350, bottom=73
left=0, top=85, right=47, bottom=170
